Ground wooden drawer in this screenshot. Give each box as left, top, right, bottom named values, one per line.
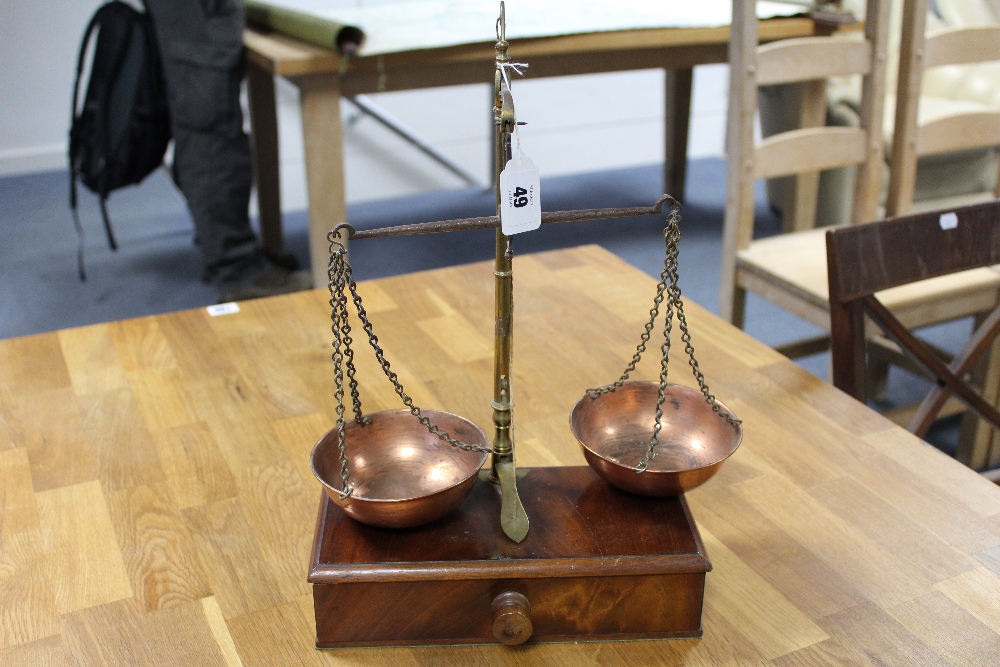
left=309, top=466, right=711, bottom=647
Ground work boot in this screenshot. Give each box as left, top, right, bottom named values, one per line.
left=217, top=263, right=313, bottom=303
left=203, top=249, right=299, bottom=284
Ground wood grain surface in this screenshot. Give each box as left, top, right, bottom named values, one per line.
left=2, top=244, right=1000, bottom=665
left=310, top=467, right=710, bottom=646
left=243, top=18, right=820, bottom=80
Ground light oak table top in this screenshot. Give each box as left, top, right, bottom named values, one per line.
left=243, top=15, right=821, bottom=81
left=2, top=244, right=1000, bottom=665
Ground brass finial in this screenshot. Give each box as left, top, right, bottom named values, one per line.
left=495, top=2, right=509, bottom=62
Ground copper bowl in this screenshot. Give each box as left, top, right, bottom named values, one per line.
left=570, top=381, right=742, bottom=497
left=310, top=409, right=489, bottom=529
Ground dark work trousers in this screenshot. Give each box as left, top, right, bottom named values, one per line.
left=143, top=0, right=265, bottom=289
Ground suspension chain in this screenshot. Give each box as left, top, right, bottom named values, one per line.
left=327, top=241, right=355, bottom=498
left=326, top=234, right=494, bottom=467
left=586, top=200, right=741, bottom=472
left=586, top=203, right=681, bottom=398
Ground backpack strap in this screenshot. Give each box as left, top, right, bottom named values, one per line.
left=70, top=2, right=134, bottom=280
left=70, top=201, right=87, bottom=281
left=69, top=3, right=112, bottom=201
left=99, top=196, right=119, bottom=251
left=68, top=5, right=109, bottom=282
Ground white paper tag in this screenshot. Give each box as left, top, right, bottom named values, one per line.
left=207, top=302, right=240, bottom=316
left=939, top=211, right=958, bottom=230
left=499, top=153, right=541, bottom=235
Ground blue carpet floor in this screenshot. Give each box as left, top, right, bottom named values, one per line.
left=1, top=158, right=783, bottom=334
left=0, top=158, right=970, bottom=457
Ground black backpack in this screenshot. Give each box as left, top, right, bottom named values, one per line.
left=69, top=0, right=170, bottom=279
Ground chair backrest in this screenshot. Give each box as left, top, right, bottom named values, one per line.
left=826, top=200, right=1000, bottom=436
left=886, top=0, right=1000, bottom=216
left=720, top=0, right=891, bottom=321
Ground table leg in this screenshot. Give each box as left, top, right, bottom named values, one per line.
left=299, top=73, right=347, bottom=288
left=246, top=61, right=284, bottom=258
left=664, top=68, right=693, bottom=202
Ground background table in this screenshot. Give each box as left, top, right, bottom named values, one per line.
left=3, top=245, right=1000, bottom=664
left=244, top=15, right=825, bottom=286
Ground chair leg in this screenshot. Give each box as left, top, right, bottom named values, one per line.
left=718, top=214, right=749, bottom=328
left=861, top=337, right=895, bottom=400
left=957, top=312, right=1000, bottom=469
left=724, top=285, right=747, bottom=329
left=865, top=355, right=891, bottom=401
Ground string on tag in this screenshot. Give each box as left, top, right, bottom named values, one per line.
left=498, top=61, right=529, bottom=90
left=512, top=113, right=524, bottom=161
left=499, top=62, right=528, bottom=161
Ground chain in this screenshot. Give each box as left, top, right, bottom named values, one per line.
left=587, top=200, right=741, bottom=472
left=586, top=203, right=681, bottom=399
left=326, top=233, right=494, bottom=461
left=334, top=253, right=366, bottom=428
left=638, top=229, right=678, bottom=471
left=668, top=241, right=742, bottom=430
left=327, top=241, right=355, bottom=499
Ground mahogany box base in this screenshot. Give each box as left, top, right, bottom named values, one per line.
left=308, top=466, right=711, bottom=647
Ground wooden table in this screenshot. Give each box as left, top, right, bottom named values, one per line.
left=3, top=244, right=1000, bottom=664
left=244, top=15, right=826, bottom=286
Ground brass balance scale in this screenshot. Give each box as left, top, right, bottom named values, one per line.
left=307, top=3, right=742, bottom=647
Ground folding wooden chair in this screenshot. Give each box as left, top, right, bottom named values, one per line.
left=827, top=200, right=1000, bottom=477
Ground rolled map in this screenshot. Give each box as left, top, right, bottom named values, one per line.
left=245, top=0, right=365, bottom=56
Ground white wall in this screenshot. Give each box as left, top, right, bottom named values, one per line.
left=272, top=65, right=728, bottom=207
left=0, top=1, right=728, bottom=206
left=1, top=0, right=105, bottom=175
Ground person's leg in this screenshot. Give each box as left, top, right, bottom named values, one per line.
left=144, top=0, right=309, bottom=299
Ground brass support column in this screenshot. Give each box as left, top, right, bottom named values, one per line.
left=489, top=2, right=528, bottom=543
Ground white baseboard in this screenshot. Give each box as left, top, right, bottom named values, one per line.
left=0, top=144, right=67, bottom=177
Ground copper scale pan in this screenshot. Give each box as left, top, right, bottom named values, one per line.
left=570, top=381, right=742, bottom=497
left=311, top=409, right=489, bottom=529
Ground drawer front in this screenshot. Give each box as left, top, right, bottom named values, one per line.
left=313, top=572, right=706, bottom=647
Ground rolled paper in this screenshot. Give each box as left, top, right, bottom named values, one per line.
left=245, top=0, right=365, bottom=56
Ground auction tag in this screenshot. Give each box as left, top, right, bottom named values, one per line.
left=500, top=152, right=541, bottom=235
left=207, top=302, right=240, bottom=316
left=939, top=211, right=958, bottom=230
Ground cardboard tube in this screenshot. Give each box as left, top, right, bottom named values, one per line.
left=245, top=1, right=365, bottom=56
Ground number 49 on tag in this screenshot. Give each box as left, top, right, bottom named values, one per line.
left=500, top=154, right=541, bottom=235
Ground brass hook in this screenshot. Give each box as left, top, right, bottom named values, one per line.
left=328, top=223, right=356, bottom=252
left=496, top=1, right=506, bottom=42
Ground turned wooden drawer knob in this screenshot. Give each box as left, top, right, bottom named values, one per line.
left=492, top=591, right=532, bottom=645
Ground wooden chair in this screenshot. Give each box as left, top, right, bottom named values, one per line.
left=885, top=0, right=1000, bottom=461
left=827, top=201, right=1000, bottom=479
left=759, top=0, right=1000, bottom=229
left=721, top=0, right=1000, bottom=358
left=720, top=0, right=891, bottom=356
left=721, top=0, right=1000, bottom=464
left=886, top=0, right=1000, bottom=217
